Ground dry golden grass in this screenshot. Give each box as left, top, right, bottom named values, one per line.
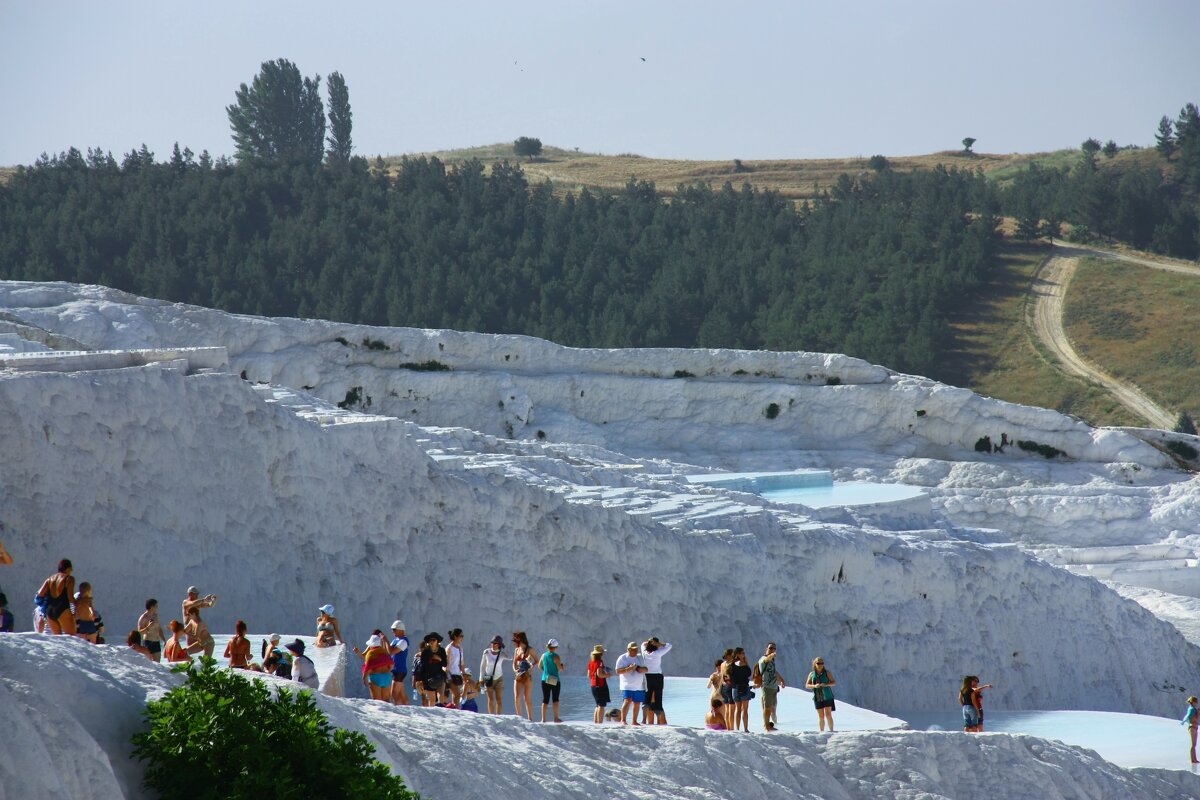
left=1063, top=257, right=1200, bottom=424
left=384, top=144, right=1077, bottom=201
left=937, top=243, right=1141, bottom=427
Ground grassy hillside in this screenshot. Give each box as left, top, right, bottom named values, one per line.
left=937, top=244, right=1141, bottom=427
left=1063, top=257, right=1200, bottom=425
left=385, top=145, right=1080, bottom=201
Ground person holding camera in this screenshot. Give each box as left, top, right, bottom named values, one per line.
left=181, top=585, right=216, bottom=620
left=479, top=635, right=509, bottom=714
left=615, top=641, right=649, bottom=725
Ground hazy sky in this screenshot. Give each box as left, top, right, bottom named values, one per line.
left=3, top=1, right=1198, bottom=165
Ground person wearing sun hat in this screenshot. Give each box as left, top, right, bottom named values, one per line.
left=540, top=638, right=565, bottom=723
left=388, top=620, right=410, bottom=705
left=315, top=603, right=342, bottom=647
left=357, top=631, right=393, bottom=701
left=615, top=640, right=648, bottom=725
left=588, top=644, right=612, bottom=724
left=286, top=638, right=319, bottom=689
left=479, top=634, right=510, bottom=714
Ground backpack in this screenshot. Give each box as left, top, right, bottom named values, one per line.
left=752, top=661, right=763, bottom=688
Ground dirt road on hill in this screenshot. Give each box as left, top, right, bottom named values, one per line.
left=1028, top=244, right=1185, bottom=429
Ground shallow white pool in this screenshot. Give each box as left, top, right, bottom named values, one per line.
left=899, top=709, right=1190, bottom=771
left=686, top=470, right=925, bottom=509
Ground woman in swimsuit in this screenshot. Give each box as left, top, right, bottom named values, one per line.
left=138, top=599, right=165, bottom=663
left=315, top=604, right=342, bottom=647
left=224, top=620, right=252, bottom=668
left=511, top=630, right=538, bottom=721
left=355, top=633, right=394, bottom=701
left=184, top=607, right=215, bottom=658
left=719, top=649, right=736, bottom=729
left=36, top=558, right=76, bottom=635
left=705, top=698, right=727, bottom=730
left=163, top=620, right=191, bottom=663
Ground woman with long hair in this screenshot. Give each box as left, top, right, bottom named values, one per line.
left=806, top=657, right=837, bottom=732
left=446, top=628, right=466, bottom=705
left=719, top=649, right=736, bottom=729
left=479, top=635, right=509, bottom=714
left=512, top=630, right=538, bottom=721
left=163, top=620, right=191, bottom=663
left=728, top=647, right=753, bottom=732
left=224, top=620, right=252, bottom=669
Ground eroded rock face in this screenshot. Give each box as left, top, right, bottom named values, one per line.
left=1, top=279, right=1198, bottom=721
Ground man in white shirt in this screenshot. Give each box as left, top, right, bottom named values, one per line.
left=640, top=637, right=673, bottom=725
left=614, top=640, right=648, bottom=725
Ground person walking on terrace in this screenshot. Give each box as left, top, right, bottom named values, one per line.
left=807, top=657, right=836, bottom=732
left=756, top=642, right=786, bottom=731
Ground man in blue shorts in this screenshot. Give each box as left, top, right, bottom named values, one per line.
left=614, top=640, right=648, bottom=725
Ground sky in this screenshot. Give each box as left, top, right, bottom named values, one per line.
left=2, top=1, right=1199, bottom=166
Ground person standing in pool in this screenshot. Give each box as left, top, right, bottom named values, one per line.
left=970, top=676, right=992, bottom=731
left=588, top=644, right=612, bottom=724
left=640, top=637, right=672, bottom=725
left=615, top=641, right=649, bottom=725
left=806, top=657, right=836, bottom=732
left=540, top=638, right=565, bottom=723
left=512, top=630, right=538, bottom=721
left=757, top=642, right=786, bottom=731
left=137, top=599, right=165, bottom=662
left=1182, top=695, right=1199, bottom=763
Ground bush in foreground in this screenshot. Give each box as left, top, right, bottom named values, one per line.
left=132, top=658, right=418, bottom=800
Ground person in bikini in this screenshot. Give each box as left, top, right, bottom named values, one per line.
left=184, top=606, right=215, bottom=658
left=224, top=619, right=252, bottom=668
left=138, top=599, right=165, bottom=663
left=511, top=630, right=538, bottom=721
left=36, top=558, right=76, bottom=635
left=315, top=604, right=342, bottom=647
left=163, top=620, right=191, bottom=663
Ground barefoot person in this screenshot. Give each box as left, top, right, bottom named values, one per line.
left=705, top=698, right=727, bottom=730
left=970, top=676, right=993, bottom=731
left=447, top=628, right=467, bottom=705
left=729, top=647, right=753, bottom=732
left=356, top=633, right=394, bottom=701
left=36, top=559, right=76, bottom=635
left=315, top=604, right=342, bottom=647
left=640, top=637, right=672, bottom=725
left=137, top=599, right=165, bottom=663
left=512, top=631, right=537, bottom=721
left=1183, top=695, right=1199, bottom=763
left=74, top=582, right=101, bottom=643
left=419, top=632, right=448, bottom=706
left=806, top=657, right=836, bottom=732
left=163, top=620, right=191, bottom=663
left=588, top=645, right=612, bottom=724
left=615, top=641, right=648, bottom=725
left=757, top=642, right=786, bottom=731
left=540, top=638, right=565, bottom=723
left=224, top=620, right=252, bottom=669
left=389, top=621, right=411, bottom=706
left=184, top=606, right=215, bottom=658
left=181, top=586, right=216, bottom=620
left=479, top=635, right=509, bottom=714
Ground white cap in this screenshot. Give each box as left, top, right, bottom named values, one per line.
left=547, top=638, right=559, bottom=648
left=391, top=620, right=405, bottom=630
left=318, top=604, right=334, bottom=615
left=366, top=634, right=383, bottom=648
left=269, top=633, right=281, bottom=643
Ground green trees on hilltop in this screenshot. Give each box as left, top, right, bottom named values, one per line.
left=227, top=59, right=326, bottom=165
left=0, top=149, right=997, bottom=378
left=326, top=71, right=353, bottom=163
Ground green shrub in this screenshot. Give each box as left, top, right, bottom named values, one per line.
left=765, top=402, right=780, bottom=419
left=398, top=360, right=450, bottom=372
left=1166, top=440, right=1199, bottom=460
left=1017, top=439, right=1065, bottom=459
left=825, top=376, right=841, bottom=386
left=673, top=369, right=695, bottom=378
left=132, top=659, right=418, bottom=800
left=362, top=336, right=390, bottom=351
left=974, top=435, right=993, bottom=453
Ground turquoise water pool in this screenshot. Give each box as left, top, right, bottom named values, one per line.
left=686, top=470, right=925, bottom=509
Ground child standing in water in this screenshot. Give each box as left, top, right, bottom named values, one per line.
left=1183, top=695, right=1199, bottom=763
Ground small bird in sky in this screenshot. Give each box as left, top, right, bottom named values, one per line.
left=640, top=57, right=646, bottom=62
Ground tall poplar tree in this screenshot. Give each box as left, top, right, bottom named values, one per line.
left=326, top=71, right=353, bottom=163
left=227, top=59, right=326, bottom=165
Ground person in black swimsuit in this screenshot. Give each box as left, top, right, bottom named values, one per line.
left=36, top=558, right=75, bottom=635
